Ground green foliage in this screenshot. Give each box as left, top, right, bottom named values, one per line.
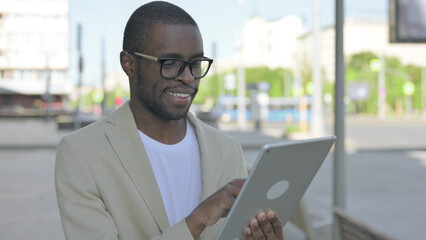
left=245, top=67, right=292, bottom=97
left=193, top=72, right=226, bottom=104
left=406, top=65, right=423, bottom=109
left=67, top=86, right=130, bottom=113
left=298, top=53, right=312, bottom=87
left=195, top=51, right=424, bottom=117
left=385, top=57, right=405, bottom=113
left=323, top=80, right=335, bottom=99
left=194, top=67, right=293, bottom=104
left=103, top=88, right=130, bottom=108
left=346, top=51, right=424, bottom=115
left=345, top=52, right=378, bottom=113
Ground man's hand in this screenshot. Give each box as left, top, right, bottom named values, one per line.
left=186, top=178, right=246, bottom=239
left=240, top=211, right=284, bottom=240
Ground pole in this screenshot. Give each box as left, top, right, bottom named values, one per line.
left=101, top=37, right=106, bottom=115
left=422, top=67, right=426, bottom=118
left=311, top=0, right=325, bottom=137
left=44, top=66, right=52, bottom=120
left=378, top=55, right=386, bottom=119
left=237, top=0, right=246, bottom=128
left=75, top=24, right=83, bottom=130
left=212, top=42, right=221, bottom=97
left=333, top=0, right=346, bottom=239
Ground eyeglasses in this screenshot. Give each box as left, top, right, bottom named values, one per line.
left=129, top=51, right=213, bottom=79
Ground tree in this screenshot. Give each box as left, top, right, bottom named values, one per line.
left=406, top=64, right=423, bottom=110
left=346, top=51, right=378, bottom=114
left=194, top=67, right=293, bottom=104
left=346, top=51, right=423, bottom=115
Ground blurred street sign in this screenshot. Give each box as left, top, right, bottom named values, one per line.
left=389, top=0, right=426, bottom=43
left=348, top=82, right=370, bottom=100
left=115, top=96, right=124, bottom=106
left=91, top=90, right=104, bottom=103
left=403, top=82, right=415, bottom=96
left=257, top=82, right=271, bottom=92
left=370, top=58, right=382, bottom=72
left=224, top=73, right=236, bottom=91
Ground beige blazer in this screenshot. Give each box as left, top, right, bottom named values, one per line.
left=55, top=102, right=248, bottom=240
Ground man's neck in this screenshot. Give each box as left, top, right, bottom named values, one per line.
left=130, top=101, right=187, bottom=145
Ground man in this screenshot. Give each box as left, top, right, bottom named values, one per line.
left=55, top=2, right=284, bottom=239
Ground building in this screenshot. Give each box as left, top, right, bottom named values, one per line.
left=0, top=0, right=70, bottom=116
left=215, top=15, right=307, bottom=72
left=217, top=16, right=426, bottom=82
left=297, top=19, right=426, bottom=82
left=242, top=15, right=306, bottom=70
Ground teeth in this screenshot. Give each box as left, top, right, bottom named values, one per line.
left=167, top=92, right=190, bottom=98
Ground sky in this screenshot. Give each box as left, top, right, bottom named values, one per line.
left=69, top=0, right=388, bottom=87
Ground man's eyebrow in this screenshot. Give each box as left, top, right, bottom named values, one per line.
left=160, top=53, right=182, bottom=58
left=191, top=53, right=205, bottom=58
left=160, top=52, right=205, bottom=59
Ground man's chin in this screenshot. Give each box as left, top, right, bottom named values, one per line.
left=166, top=110, right=190, bottom=121
left=154, top=106, right=190, bottom=121
left=164, top=100, right=193, bottom=120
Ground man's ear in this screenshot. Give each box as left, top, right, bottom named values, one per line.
left=120, top=51, right=137, bottom=78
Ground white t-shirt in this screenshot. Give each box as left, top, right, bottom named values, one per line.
left=138, top=120, right=202, bottom=227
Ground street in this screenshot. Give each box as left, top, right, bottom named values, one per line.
left=226, top=116, right=426, bottom=240
left=0, top=149, right=63, bottom=240
left=0, top=116, right=425, bottom=240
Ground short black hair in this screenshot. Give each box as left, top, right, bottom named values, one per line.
left=122, top=1, right=198, bottom=52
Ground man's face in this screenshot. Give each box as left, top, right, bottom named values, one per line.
left=133, top=23, right=204, bottom=121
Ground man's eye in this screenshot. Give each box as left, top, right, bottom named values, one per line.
left=192, top=61, right=202, bottom=68
left=162, top=60, right=178, bottom=68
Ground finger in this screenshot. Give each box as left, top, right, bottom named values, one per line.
left=267, top=211, right=283, bottom=240
left=222, top=182, right=242, bottom=198
left=215, top=183, right=243, bottom=217
left=229, top=178, right=246, bottom=188
left=222, top=178, right=246, bottom=198
left=249, top=218, right=265, bottom=240
left=243, top=227, right=254, bottom=240
left=257, top=212, right=276, bottom=240
left=227, top=179, right=246, bottom=200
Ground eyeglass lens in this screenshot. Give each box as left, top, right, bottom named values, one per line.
left=161, top=59, right=210, bottom=79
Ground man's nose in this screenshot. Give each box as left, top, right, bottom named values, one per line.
left=176, top=65, right=195, bottom=84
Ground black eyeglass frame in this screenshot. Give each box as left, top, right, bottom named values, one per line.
left=128, top=51, right=213, bottom=79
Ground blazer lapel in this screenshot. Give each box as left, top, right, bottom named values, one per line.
left=104, top=102, right=170, bottom=232
left=187, top=113, right=220, bottom=202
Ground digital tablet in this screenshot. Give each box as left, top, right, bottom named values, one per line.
left=216, top=136, right=336, bottom=240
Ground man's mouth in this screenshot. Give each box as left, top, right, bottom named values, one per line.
left=165, top=87, right=196, bottom=98
left=164, top=87, right=197, bottom=107
left=166, top=92, right=191, bottom=98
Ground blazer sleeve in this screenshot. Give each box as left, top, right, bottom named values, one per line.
left=150, top=219, right=194, bottom=240
left=55, top=137, right=120, bottom=240
left=56, top=136, right=199, bottom=240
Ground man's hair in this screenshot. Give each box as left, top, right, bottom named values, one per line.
left=123, top=1, right=198, bottom=52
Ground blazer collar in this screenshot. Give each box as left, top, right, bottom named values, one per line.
left=186, top=112, right=220, bottom=201
left=103, top=102, right=219, bottom=231
left=104, top=102, right=170, bottom=231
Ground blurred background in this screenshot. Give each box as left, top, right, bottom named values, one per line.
left=0, top=0, right=425, bottom=239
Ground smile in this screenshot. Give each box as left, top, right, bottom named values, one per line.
left=166, top=92, right=191, bottom=98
